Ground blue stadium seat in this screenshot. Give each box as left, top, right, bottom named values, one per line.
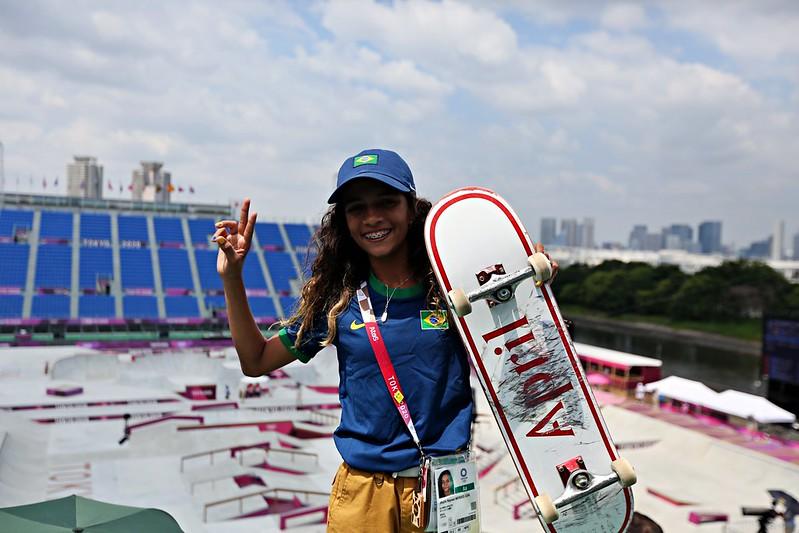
left=283, top=223, right=312, bottom=249
left=243, top=255, right=267, bottom=289
left=0, top=243, right=29, bottom=288
left=165, top=296, right=199, bottom=317
left=153, top=217, right=185, bottom=245
left=35, top=245, right=72, bottom=289
left=79, top=295, right=115, bottom=317
left=263, top=251, right=297, bottom=293
left=118, top=215, right=149, bottom=243
left=39, top=211, right=73, bottom=241
left=254, top=222, right=285, bottom=249
left=188, top=218, right=217, bottom=246
left=120, top=248, right=155, bottom=289
left=79, top=213, right=111, bottom=242
left=79, top=247, right=113, bottom=290
left=0, top=295, right=23, bottom=318
left=158, top=248, right=193, bottom=289
left=123, top=295, right=158, bottom=318
left=251, top=297, right=277, bottom=318
left=204, top=295, right=226, bottom=313
left=194, top=249, right=222, bottom=291
left=280, top=296, right=297, bottom=317
left=0, top=209, right=33, bottom=237
left=32, top=295, right=70, bottom=318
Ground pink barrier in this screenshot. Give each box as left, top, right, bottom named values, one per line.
left=688, top=511, right=727, bottom=524
left=512, top=498, right=531, bottom=520
left=191, top=402, right=238, bottom=411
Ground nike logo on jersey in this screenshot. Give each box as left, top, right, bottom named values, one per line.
left=350, top=320, right=366, bottom=330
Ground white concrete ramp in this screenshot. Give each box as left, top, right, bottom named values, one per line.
left=601, top=405, right=799, bottom=532
left=0, top=413, right=49, bottom=506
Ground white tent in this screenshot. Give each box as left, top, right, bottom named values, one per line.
left=643, top=375, right=719, bottom=406
left=705, top=390, right=796, bottom=424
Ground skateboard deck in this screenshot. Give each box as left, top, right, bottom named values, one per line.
left=425, top=187, right=634, bottom=532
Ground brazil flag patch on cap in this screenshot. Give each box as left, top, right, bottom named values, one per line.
left=353, top=154, right=378, bottom=167
left=420, top=310, right=449, bottom=330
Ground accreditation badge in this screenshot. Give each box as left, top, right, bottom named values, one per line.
left=425, top=452, right=480, bottom=532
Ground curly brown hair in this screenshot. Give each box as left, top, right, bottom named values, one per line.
left=282, top=193, right=444, bottom=348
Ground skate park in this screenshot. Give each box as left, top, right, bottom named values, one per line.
left=1, top=339, right=798, bottom=532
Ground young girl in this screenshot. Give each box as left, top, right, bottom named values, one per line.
left=215, top=149, right=556, bottom=532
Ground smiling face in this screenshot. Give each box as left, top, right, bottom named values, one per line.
left=340, top=179, right=413, bottom=264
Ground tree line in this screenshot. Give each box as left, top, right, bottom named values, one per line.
left=551, top=260, right=799, bottom=321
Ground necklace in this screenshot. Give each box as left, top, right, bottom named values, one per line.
left=381, top=274, right=412, bottom=323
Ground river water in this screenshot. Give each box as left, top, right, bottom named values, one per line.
left=572, top=322, right=764, bottom=395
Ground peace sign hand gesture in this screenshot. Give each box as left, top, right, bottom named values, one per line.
left=214, top=198, right=257, bottom=281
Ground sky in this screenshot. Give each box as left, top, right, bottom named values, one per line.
left=0, top=0, right=797, bottom=248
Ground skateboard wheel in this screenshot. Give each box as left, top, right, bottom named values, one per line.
left=611, top=458, right=637, bottom=488
left=528, top=253, right=553, bottom=285
left=447, top=288, right=472, bottom=317
left=535, top=493, right=559, bottom=523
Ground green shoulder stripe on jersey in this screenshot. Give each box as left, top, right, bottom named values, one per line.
left=278, top=327, right=311, bottom=363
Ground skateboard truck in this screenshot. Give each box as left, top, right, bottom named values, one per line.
left=476, top=265, right=508, bottom=308
left=448, top=253, right=553, bottom=317
left=534, top=457, right=637, bottom=524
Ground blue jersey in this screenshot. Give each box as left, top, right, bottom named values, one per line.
left=279, top=273, right=473, bottom=472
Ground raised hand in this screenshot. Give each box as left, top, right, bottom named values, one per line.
left=214, top=198, right=257, bottom=281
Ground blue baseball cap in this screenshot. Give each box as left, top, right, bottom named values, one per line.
left=328, top=148, right=416, bottom=204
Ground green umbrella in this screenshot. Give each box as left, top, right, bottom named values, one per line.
left=0, top=494, right=183, bottom=532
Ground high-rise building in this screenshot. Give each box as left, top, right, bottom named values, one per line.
left=579, top=218, right=595, bottom=249
left=742, top=237, right=772, bottom=258
left=131, top=161, right=172, bottom=203
left=67, top=156, right=104, bottom=199
left=628, top=225, right=648, bottom=250
left=698, top=221, right=722, bottom=254
left=772, top=220, right=784, bottom=260
left=628, top=224, right=664, bottom=251
left=663, top=224, right=693, bottom=250
left=793, top=232, right=799, bottom=260
left=560, top=219, right=579, bottom=247
left=540, top=218, right=557, bottom=245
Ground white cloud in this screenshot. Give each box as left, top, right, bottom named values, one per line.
left=0, top=0, right=796, bottom=245
left=320, top=0, right=518, bottom=65
left=599, top=3, right=648, bottom=31
left=295, top=43, right=452, bottom=96
left=662, top=1, right=799, bottom=62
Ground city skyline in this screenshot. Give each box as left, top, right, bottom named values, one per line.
left=1, top=1, right=797, bottom=244
left=541, top=215, right=799, bottom=257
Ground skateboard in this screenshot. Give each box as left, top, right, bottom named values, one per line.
left=425, top=187, right=636, bottom=532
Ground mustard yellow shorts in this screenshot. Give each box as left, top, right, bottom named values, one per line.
left=327, top=462, right=425, bottom=533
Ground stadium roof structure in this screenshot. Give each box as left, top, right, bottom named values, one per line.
left=0, top=191, right=229, bottom=216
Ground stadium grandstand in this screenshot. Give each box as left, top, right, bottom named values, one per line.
left=0, top=193, right=317, bottom=346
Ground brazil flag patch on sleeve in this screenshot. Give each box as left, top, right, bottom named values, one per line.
left=420, top=310, right=449, bottom=330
